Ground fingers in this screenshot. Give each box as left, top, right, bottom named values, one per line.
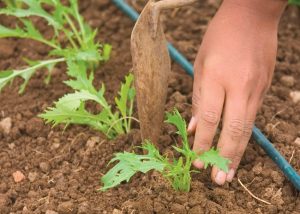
left=225, top=98, right=261, bottom=182
left=188, top=53, right=203, bottom=134
left=211, top=93, right=248, bottom=185
left=192, top=79, right=225, bottom=168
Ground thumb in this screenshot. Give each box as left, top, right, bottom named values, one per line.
left=188, top=64, right=202, bottom=134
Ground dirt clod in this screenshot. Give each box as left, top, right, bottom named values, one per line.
left=45, top=210, right=58, bottom=214
left=112, top=209, right=122, bottom=214
left=57, top=201, right=76, bottom=214
left=280, top=75, right=295, bottom=87
left=294, top=137, right=300, bottom=147
left=39, top=162, right=51, bottom=173
left=0, top=117, right=12, bottom=134
left=78, top=202, right=90, bottom=214
left=290, top=91, right=300, bottom=103
left=28, top=172, right=38, bottom=182
left=12, top=171, right=25, bottom=183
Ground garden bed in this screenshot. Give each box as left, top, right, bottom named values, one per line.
left=0, top=0, right=299, bottom=213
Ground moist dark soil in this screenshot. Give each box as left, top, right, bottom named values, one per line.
left=0, top=1, right=300, bottom=213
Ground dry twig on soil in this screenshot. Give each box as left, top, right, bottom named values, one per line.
left=238, top=178, right=271, bottom=205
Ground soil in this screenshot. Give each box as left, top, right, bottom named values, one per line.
left=0, top=0, right=300, bottom=213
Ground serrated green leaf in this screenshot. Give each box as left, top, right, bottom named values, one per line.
left=63, top=60, right=96, bottom=93
left=115, top=73, right=135, bottom=117
left=0, top=0, right=62, bottom=30
left=198, top=149, right=230, bottom=172
left=102, top=44, right=112, bottom=61
left=0, top=24, right=25, bottom=38
left=100, top=146, right=166, bottom=191
left=165, top=109, right=189, bottom=150
left=0, top=58, right=64, bottom=93
left=101, top=109, right=230, bottom=192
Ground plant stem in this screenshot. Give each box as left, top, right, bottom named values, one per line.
left=10, top=58, right=65, bottom=79
left=63, top=13, right=83, bottom=47
left=126, top=99, right=134, bottom=133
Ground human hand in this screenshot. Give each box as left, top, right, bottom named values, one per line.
left=188, top=0, right=287, bottom=185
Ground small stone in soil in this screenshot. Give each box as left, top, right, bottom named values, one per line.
left=112, top=209, right=122, bottom=214
left=86, top=136, right=100, bottom=148
left=294, top=137, right=300, bottom=147
left=12, top=171, right=25, bottom=183
left=57, top=201, right=75, bottom=214
left=28, top=172, right=38, bottom=182
left=45, top=210, right=58, bottom=214
left=39, top=162, right=51, bottom=173
left=0, top=117, right=12, bottom=134
left=51, top=142, right=60, bottom=150
left=280, top=75, right=295, bottom=87
left=252, top=162, right=263, bottom=175
left=8, top=143, right=15, bottom=150
left=290, top=91, right=300, bottom=103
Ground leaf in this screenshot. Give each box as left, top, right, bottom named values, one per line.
left=54, top=90, right=109, bottom=110
left=0, top=58, right=64, bottom=93
left=63, top=60, right=96, bottom=93
left=115, top=73, right=135, bottom=118
left=39, top=88, right=123, bottom=138
left=50, top=48, right=101, bottom=63
left=165, top=109, right=188, bottom=149
left=40, top=101, right=112, bottom=135
left=102, top=44, right=112, bottom=61
left=100, top=144, right=166, bottom=191
left=0, top=24, right=25, bottom=38
left=197, top=149, right=230, bottom=172
left=0, top=0, right=63, bottom=30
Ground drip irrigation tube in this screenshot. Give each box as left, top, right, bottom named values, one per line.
left=112, top=0, right=300, bottom=190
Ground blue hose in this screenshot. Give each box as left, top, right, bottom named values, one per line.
left=112, top=0, right=300, bottom=190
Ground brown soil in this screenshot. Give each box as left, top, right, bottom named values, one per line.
left=0, top=1, right=300, bottom=213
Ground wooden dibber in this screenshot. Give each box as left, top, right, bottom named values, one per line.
left=131, top=0, right=197, bottom=144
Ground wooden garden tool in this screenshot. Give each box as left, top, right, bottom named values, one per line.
left=131, top=0, right=197, bottom=144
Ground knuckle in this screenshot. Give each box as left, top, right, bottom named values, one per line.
left=226, top=119, right=244, bottom=140
left=192, top=93, right=201, bottom=108
left=243, top=121, right=253, bottom=138
left=201, top=110, right=219, bottom=127
left=197, top=140, right=211, bottom=151
left=231, top=154, right=243, bottom=168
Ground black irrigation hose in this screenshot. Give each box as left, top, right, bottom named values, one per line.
left=112, top=0, right=300, bottom=190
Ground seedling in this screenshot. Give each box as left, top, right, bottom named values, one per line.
left=40, top=68, right=136, bottom=139
left=0, top=0, right=111, bottom=93
left=100, top=109, right=230, bottom=192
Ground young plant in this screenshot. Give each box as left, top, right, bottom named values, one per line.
left=0, top=0, right=111, bottom=93
left=100, top=109, right=230, bottom=192
left=40, top=63, right=136, bottom=139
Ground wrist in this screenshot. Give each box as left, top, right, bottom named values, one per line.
left=221, top=0, right=287, bottom=25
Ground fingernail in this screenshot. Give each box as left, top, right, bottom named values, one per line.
left=188, top=117, right=196, bottom=133
left=226, top=169, right=235, bottom=182
left=193, top=159, right=204, bottom=169
left=215, top=170, right=226, bottom=185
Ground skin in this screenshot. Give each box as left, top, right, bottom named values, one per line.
left=188, top=0, right=288, bottom=185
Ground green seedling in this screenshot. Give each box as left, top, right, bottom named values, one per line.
left=100, top=109, right=230, bottom=192
left=40, top=67, right=136, bottom=139
left=0, top=0, right=111, bottom=93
